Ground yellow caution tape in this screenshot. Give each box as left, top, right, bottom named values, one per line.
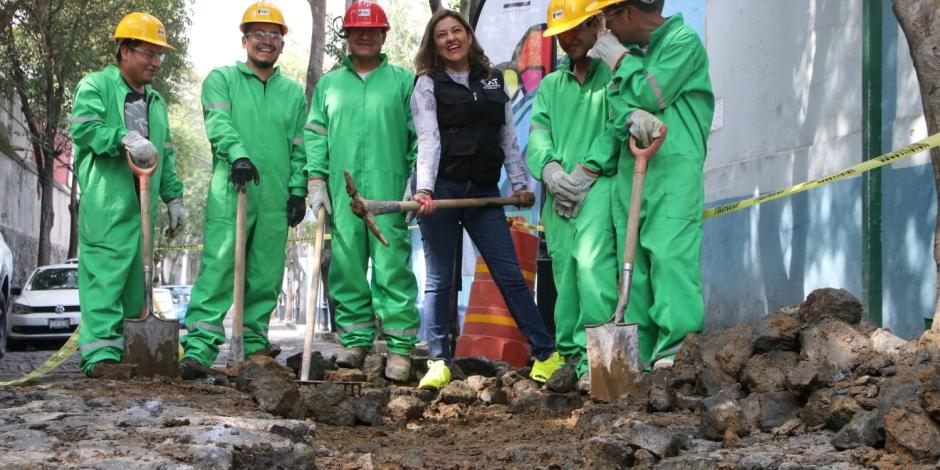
left=0, top=328, right=80, bottom=387
left=509, top=219, right=545, bottom=232
left=704, top=132, right=940, bottom=219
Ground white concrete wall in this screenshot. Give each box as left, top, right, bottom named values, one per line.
left=0, top=94, right=72, bottom=285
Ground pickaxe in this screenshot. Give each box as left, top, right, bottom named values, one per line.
left=344, top=170, right=522, bottom=247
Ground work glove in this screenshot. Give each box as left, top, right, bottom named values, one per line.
left=287, top=195, right=305, bottom=227
left=231, top=157, right=260, bottom=191
left=165, top=198, right=186, bottom=239
left=556, top=164, right=599, bottom=219
left=588, top=32, right=629, bottom=71
left=122, top=131, right=158, bottom=168
left=542, top=161, right=574, bottom=214
left=512, top=189, right=535, bottom=209
left=402, top=174, right=417, bottom=223
left=307, top=178, right=332, bottom=221
left=627, top=109, right=665, bottom=148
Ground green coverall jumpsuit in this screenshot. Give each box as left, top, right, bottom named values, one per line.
left=71, top=65, right=183, bottom=374
left=181, top=62, right=308, bottom=366
left=583, top=14, right=714, bottom=367
left=528, top=59, right=619, bottom=377
left=304, top=55, right=420, bottom=355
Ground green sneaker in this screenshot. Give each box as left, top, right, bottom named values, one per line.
left=418, top=359, right=451, bottom=389
left=530, top=351, right=565, bottom=383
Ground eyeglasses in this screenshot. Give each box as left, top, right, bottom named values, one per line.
left=570, top=17, right=596, bottom=33
left=602, top=4, right=627, bottom=23
left=129, top=47, right=166, bottom=65
left=246, top=30, right=284, bottom=42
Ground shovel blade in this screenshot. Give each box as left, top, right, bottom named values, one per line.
left=585, top=321, right=643, bottom=402
left=124, top=314, right=179, bottom=378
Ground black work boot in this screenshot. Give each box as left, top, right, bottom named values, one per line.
left=335, top=346, right=368, bottom=369
left=179, top=357, right=214, bottom=380
left=249, top=343, right=282, bottom=359
left=86, top=359, right=135, bottom=380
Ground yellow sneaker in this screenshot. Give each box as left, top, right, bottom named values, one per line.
left=418, top=359, right=451, bottom=390
left=530, top=351, right=565, bottom=383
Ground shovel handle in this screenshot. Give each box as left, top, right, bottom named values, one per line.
left=613, top=126, right=667, bottom=323
left=231, top=189, right=248, bottom=364
left=301, top=206, right=328, bottom=381
left=127, top=151, right=159, bottom=320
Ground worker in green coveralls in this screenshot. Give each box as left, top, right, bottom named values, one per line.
left=529, top=0, right=619, bottom=384
left=71, top=12, right=185, bottom=378
left=304, top=1, right=420, bottom=382
left=574, top=0, right=714, bottom=373
left=179, top=2, right=308, bottom=378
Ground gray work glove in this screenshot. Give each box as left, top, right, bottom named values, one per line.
left=556, top=164, right=599, bottom=219
left=166, top=198, right=186, bottom=238
left=307, top=178, right=332, bottom=221
left=402, top=174, right=417, bottom=223
left=122, top=131, right=158, bottom=168
left=542, top=161, right=574, bottom=215
left=588, top=32, right=629, bottom=71
left=627, top=109, right=665, bottom=148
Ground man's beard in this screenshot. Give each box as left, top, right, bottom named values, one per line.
left=249, top=55, right=276, bottom=70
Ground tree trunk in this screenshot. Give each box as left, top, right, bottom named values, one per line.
left=459, top=0, right=482, bottom=20
left=36, top=162, right=54, bottom=266
left=306, top=0, right=327, bottom=104
left=893, top=0, right=940, bottom=331
left=67, top=169, right=78, bottom=258
left=429, top=0, right=442, bottom=12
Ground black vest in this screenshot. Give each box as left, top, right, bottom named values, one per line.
left=432, top=65, right=508, bottom=186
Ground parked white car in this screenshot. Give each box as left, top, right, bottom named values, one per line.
left=0, top=232, right=13, bottom=356
left=8, top=263, right=80, bottom=346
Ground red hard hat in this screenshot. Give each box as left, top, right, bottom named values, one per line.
left=343, top=1, right=390, bottom=31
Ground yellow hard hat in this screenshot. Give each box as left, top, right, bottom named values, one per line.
left=113, top=12, right=175, bottom=50
left=240, top=1, right=288, bottom=35
left=585, top=0, right=628, bottom=13
left=544, top=0, right=598, bottom=37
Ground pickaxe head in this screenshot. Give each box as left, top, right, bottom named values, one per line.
left=344, top=170, right=391, bottom=247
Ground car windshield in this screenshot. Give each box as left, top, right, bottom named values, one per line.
left=29, top=268, right=79, bottom=290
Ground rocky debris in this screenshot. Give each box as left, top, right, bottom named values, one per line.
left=438, top=380, right=476, bottom=405
left=353, top=389, right=389, bottom=426
left=800, top=319, right=871, bottom=371
left=301, top=382, right=357, bottom=426
left=453, top=356, right=498, bottom=377
left=510, top=379, right=543, bottom=413
left=500, top=369, right=526, bottom=389
left=586, top=436, right=634, bottom=469
left=740, top=350, right=799, bottom=393
left=545, top=360, right=578, bottom=393
left=236, top=355, right=304, bottom=419
left=362, top=352, right=387, bottom=383
left=386, top=395, right=426, bottom=422
left=285, top=350, right=337, bottom=380
left=613, top=418, right=680, bottom=458
left=480, top=386, right=508, bottom=405
left=751, top=308, right=801, bottom=352
left=799, top=287, right=863, bottom=325
left=326, top=368, right=367, bottom=383
left=715, top=327, right=754, bottom=377
left=869, top=329, right=906, bottom=361
left=831, top=409, right=884, bottom=450
left=742, top=391, right=800, bottom=431
left=700, top=386, right=749, bottom=441
left=883, top=407, right=940, bottom=463
left=802, top=388, right=861, bottom=429
left=649, top=371, right=677, bottom=412
left=541, top=392, right=583, bottom=415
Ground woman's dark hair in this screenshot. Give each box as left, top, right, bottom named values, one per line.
left=414, top=9, right=492, bottom=77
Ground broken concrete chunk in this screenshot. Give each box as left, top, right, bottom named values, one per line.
left=586, top=436, right=634, bottom=469
left=613, top=419, right=680, bottom=458
left=648, top=371, right=677, bottom=413
left=453, top=356, right=498, bottom=377
left=752, top=310, right=802, bottom=352
left=883, top=407, right=940, bottom=463
left=286, top=351, right=337, bottom=380
left=798, top=288, right=863, bottom=325
left=385, top=395, right=425, bottom=422
left=740, top=350, right=799, bottom=394
left=438, top=380, right=477, bottom=405
left=800, top=319, right=871, bottom=371
left=700, top=386, right=749, bottom=441
left=831, top=409, right=884, bottom=450
left=480, top=387, right=508, bottom=405
left=742, top=391, right=800, bottom=432
left=868, top=329, right=906, bottom=361
left=236, top=356, right=304, bottom=419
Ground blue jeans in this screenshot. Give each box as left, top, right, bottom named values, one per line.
left=418, top=178, right=555, bottom=362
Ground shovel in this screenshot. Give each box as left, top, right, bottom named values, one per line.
left=299, top=206, right=328, bottom=382
left=228, top=188, right=248, bottom=368
left=124, top=151, right=180, bottom=378
left=585, top=126, right=667, bottom=402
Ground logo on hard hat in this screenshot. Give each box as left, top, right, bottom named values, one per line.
left=552, top=10, right=564, bottom=20
left=358, top=8, right=371, bottom=16
left=158, top=28, right=166, bottom=36
left=258, top=8, right=270, bottom=15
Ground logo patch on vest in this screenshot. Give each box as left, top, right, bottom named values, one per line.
left=480, top=78, right=501, bottom=90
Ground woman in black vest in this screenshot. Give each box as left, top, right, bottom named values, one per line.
left=410, top=9, right=562, bottom=390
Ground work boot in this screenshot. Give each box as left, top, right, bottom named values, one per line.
left=530, top=351, right=565, bottom=383
left=179, top=357, right=214, bottom=380
left=335, top=346, right=368, bottom=369
left=86, top=359, right=135, bottom=380
left=576, top=373, right=591, bottom=393
left=652, top=356, right=675, bottom=373
left=385, top=352, right=412, bottom=382
left=417, top=359, right=451, bottom=390
left=249, top=343, right=282, bottom=359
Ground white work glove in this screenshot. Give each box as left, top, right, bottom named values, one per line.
left=307, top=178, right=332, bottom=221
left=166, top=198, right=186, bottom=238
left=402, top=174, right=417, bottom=223
left=627, top=109, right=665, bottom=148
left=588, top=32, right=629, bottom=71
left=542, top=161, right=574, bottom=214
left=556, top=164, right=599, bottom=219
left=122, top=131, right=158, bottom=168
